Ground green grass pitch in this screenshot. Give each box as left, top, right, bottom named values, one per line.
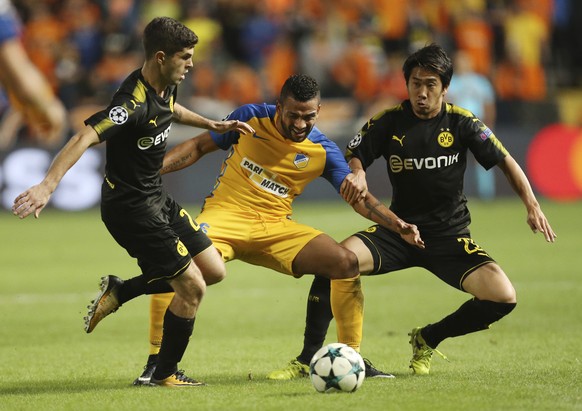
left=0, top=199, right=580, bottom=410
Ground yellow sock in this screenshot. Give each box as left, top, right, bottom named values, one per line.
left=149, top=293, right=174, bottom=355
left=331, top=275, right=363, bottom=352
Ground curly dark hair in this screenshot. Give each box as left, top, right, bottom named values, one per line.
left=279, top=74, right=321, bottom=102
left=402, top=43, right=453, bottom=88
left=143, top=17, right=199, bottom=59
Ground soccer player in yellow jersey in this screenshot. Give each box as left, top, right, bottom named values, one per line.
left=132, top=74, right=425, bottom=384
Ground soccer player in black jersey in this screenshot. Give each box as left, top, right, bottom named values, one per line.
left=270, top=43, right=556, bottom=377
left=12, top=17, right=253, bottom=387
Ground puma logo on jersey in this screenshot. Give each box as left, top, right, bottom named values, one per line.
left=392, top=135, right=406, bottom=146
left=130, top=99, right=141, bottom=109
left=149, top=116, right=158, bottom=127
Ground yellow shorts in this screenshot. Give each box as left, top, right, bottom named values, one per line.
left=196, top=206, right=323, bottom=276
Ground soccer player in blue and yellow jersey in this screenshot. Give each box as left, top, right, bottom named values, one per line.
left=131, top=74, right=425, bottom=384
left=12, top=17, right=254, bottom=387
left=271, top=44, right=556, bottom=378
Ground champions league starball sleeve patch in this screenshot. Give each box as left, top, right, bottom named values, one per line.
left=348, top=133, right=362, bottom=149
left=108, top=106, right=129, bottom=125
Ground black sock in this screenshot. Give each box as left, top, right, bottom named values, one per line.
left=116, top=276, right=173, bottom=305
left=422, top=299, right=516, bottom=348
left=297, top=276, right=333, bottom=364
left=145, top=280, right=174, bottom=295
left=152, top=309, right=195, bottom=380
left=115, top=276, right=144, bottom=305
left=147, top=353, right=159, bottom=366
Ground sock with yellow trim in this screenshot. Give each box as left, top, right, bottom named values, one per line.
left=331, top=275, right=363, bottom=352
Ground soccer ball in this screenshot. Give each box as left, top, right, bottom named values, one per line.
left=309, top=343, right=365, bottom=393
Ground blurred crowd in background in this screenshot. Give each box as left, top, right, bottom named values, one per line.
left=2, top=0, right=582, bottom=145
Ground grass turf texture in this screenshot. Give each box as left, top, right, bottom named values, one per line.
left=0, top=199, right=580, bottom=410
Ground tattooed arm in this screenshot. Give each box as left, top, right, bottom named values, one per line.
left=342, top=157, right=424, bottom=248
left=161, top=132, right=219, bottom=175
left=350, top=191, right=424, bottom=249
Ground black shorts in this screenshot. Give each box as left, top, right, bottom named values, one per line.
left=354, top=225, right=496, bottom=290
left=102, top=197, right=212, bottom=283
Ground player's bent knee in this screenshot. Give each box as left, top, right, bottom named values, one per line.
left=489, top=278, right=517, bottom=304
left=171, top=270, right=207, bottom=302
left=333, top=247, right=359, bottom=279
left=204, top=266, right=226, bottom=285
left=176, top=285, right=205, bottom=304
left=497, top=286, right=517, bottom=304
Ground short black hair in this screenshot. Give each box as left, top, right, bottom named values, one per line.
left=402, top=43, right=453, bottom=88
left=143, top=17, right=199, bottom=59
left=279, top=74, right=321, bottom=103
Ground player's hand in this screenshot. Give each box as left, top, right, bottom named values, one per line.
left=526, top=207, right=557, bottom=242
left=340, top=169, right=368, bottom=205
left=396, top=220, right=425, bottom=249
left=12, top=184, right=52, bottom=219
left=212, top=120, right=255, bottom=135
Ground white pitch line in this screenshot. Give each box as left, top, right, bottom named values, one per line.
left=0, top=293, right=94, bottom=304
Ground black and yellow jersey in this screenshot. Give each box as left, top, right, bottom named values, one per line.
left=346, top=100, right=508, bottom=236
left=204, top=103, right=351, bottom=219
left=85, top=69, right=177, bottom=219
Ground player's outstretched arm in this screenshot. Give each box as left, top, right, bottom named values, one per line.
left=12, top=126, right=100, bottom=219
left=350, top=191, right=425, bottom=249
left=497, top=154, right=557, bottom=242
left=172, top=103, right=254, bottom=135
left=161, top=132, right=219, bottom=175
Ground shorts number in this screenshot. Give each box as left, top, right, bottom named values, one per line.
left=457, top=238, right=489, bottom=257
left=179, top=208, right=201, bottom=231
